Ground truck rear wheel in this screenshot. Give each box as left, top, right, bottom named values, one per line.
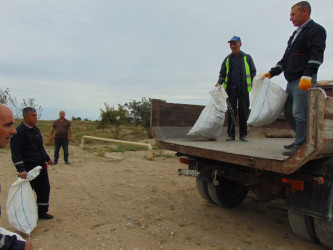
left=196, top=178, right=213, bottom=202
left=314, top=217, right=333, bottom=249
left=207, top=178, right=248, bottom=208
left=288, top=209, right=318, bottom=243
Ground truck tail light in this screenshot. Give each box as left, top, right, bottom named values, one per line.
left=282, top=178, right=304, bottom=191
left=179, top=157, right=196, bottom=166
left=313, top=177, right=324, bottom=186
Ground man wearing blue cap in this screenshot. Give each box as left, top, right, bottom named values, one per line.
left=215, top=36, right=256, bottom=142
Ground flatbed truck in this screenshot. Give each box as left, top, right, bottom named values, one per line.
left=151, top=86, right=333, bottom=249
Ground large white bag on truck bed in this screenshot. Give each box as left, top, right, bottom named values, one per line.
left=6, top=166, right=42, bottom=235
left=247, top=76, right=288, bottom=127
left=187, top=86, right=228, bottom=140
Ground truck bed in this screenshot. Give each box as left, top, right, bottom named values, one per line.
left=151, top=88, right=333, bottom=175
left=159, top=128, right=290, bottom=160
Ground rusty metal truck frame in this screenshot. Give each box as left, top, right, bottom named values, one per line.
left=151, top=87, right=333, bottom=248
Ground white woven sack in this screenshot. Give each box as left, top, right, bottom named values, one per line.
left=6, top=166, right=42, bottom=235
left=187, top=86, right=228, bottom=140
left=0, top=227, right=25, bottom=241
left=247, top=76, right=288, bottom=127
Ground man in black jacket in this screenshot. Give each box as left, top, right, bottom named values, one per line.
left=10, top=107, right=54, bottom=220
left=263, top=1, right=326, bottom=156
left=0, top=104, right=33, bottom=250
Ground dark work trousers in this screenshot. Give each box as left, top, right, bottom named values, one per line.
left=28, top=165, right=50, bottom=216
left=227, top=89, right=250, bottom=138
left=54, top=138, right=69, bottom=163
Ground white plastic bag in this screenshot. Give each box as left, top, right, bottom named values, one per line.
left=187, top=86, right=228, bottom=140
left=0, top=227, right=25, bottom=241
left=247, top=76, right=288, bottom=127
left=6, top=166, right=42, bottom=235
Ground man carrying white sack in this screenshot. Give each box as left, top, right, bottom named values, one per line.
left=215, top=36, right=256, bottom=142
left=0, top=103, right=33, bottom=250
left=263, top=1, right=326, bottom=156
left=10, top=107, right=54, bottom=220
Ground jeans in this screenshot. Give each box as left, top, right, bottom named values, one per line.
left=284, top=76, right=317, bottom=147
left=54, top=138, right=69, bottom=162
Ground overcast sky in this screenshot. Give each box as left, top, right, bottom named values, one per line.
left=0, top=0, right=332, bottom=120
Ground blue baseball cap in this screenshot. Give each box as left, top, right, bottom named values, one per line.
left=228, top=36, right=241, bottom=43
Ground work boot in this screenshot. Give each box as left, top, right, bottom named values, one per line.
left=65, top=161, right=70, bottom=165
left=226, top=136, right=235, bottom=141
left=282, top=146, right=299, bottom=156
left=39, top=213, right=54, bottom=220
left=284, top=142, right=295, bottom=149
left=239, top=136, right=248, bottom=142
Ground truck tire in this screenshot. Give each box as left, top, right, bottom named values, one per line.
left=288, top=209, right=318, bottom=243
left=207, top=178, right=248, bottom=208
left=314, top=217, right=333, bottom=249
left=196, top=178, right=213, bottom=202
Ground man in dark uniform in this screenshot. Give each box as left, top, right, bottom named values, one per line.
left=0, top=104, right=33, bottom=249
left=263, top=1, right=326, bottom=156
left=10, top=107, right=54, bottom=220
left=215, top=36, right=256, bottom=142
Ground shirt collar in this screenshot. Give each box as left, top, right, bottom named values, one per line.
left=23, top=122, right=34, bottom=128
left=300, top=19, right=311, bottom=29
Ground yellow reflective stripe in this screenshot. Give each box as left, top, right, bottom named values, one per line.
left=244, top=55, right=252, bottom=92
left=223, top=58, right=229, bottom=90
left=224, top=55, right=252, bottom=92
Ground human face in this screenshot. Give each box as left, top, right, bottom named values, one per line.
left=24, top=111, right=38, bottom=127
left=229, top=41, right=241, bottom=55
left=0, top=106, right=17, bottom=148
left=290, top=5, right=309, bottom=27
left=59, top=111, right=65, bottom=119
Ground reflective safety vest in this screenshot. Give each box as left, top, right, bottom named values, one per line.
left=222, top=55, right=252, bottom=92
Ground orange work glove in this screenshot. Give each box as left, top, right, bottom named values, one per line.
left=299, top=76, right=312, bottom=91
left=262, top=72, right=271, bottom=79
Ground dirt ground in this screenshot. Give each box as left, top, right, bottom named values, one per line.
left=0, top=145, right=327, bottom=250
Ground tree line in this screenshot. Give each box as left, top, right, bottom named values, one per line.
left=1, top=88, right=163, bottom=139
left=0, top=88, right=43, bottom=119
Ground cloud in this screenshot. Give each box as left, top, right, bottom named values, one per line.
left=0, top=0, right=332, bottom=120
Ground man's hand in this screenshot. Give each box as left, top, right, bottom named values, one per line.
left=262, top=72, right=271, bottom=79
left=68, top=137, right=72, bottom=142
left=299, top=76, right=312, bottom=91
left=48, top=159, right=53, bottom=165
left=24, top=241, right=33, bottom=250
left=214, top=83, right=220, bottom=87
left=19, top=171, right=28, bottom=179
left=49, top=136, right=53, bottom=142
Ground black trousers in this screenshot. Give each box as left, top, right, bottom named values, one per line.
left=227, top=89, right=249, bottom=138
left=27, top=164, right=50, bottom=215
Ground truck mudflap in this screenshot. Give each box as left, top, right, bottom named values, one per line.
left=285, top=157, right=333, bottom=221
left=285, top=179, right=333, bottom=220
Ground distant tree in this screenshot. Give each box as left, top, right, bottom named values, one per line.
left=20, top=98, right=43, bottom=119
left=99, top=103, right=129, bottom=138
left=0, top=88, right=43, bottom=119
left=72, top=116, right=82, bottom=121
left=124, top=97, right=165, bottom=138
left=83, top=118, right=90, bottom=121
left=0, top=88, right=12, bottom=104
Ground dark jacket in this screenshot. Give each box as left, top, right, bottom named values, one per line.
left=269, top=20, right=326, bottom=82
left=10, top=122, right=50, bottom=173
left=0, top=234, right=25, bottom=250
left=217, top=51, right=256, bottom=93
